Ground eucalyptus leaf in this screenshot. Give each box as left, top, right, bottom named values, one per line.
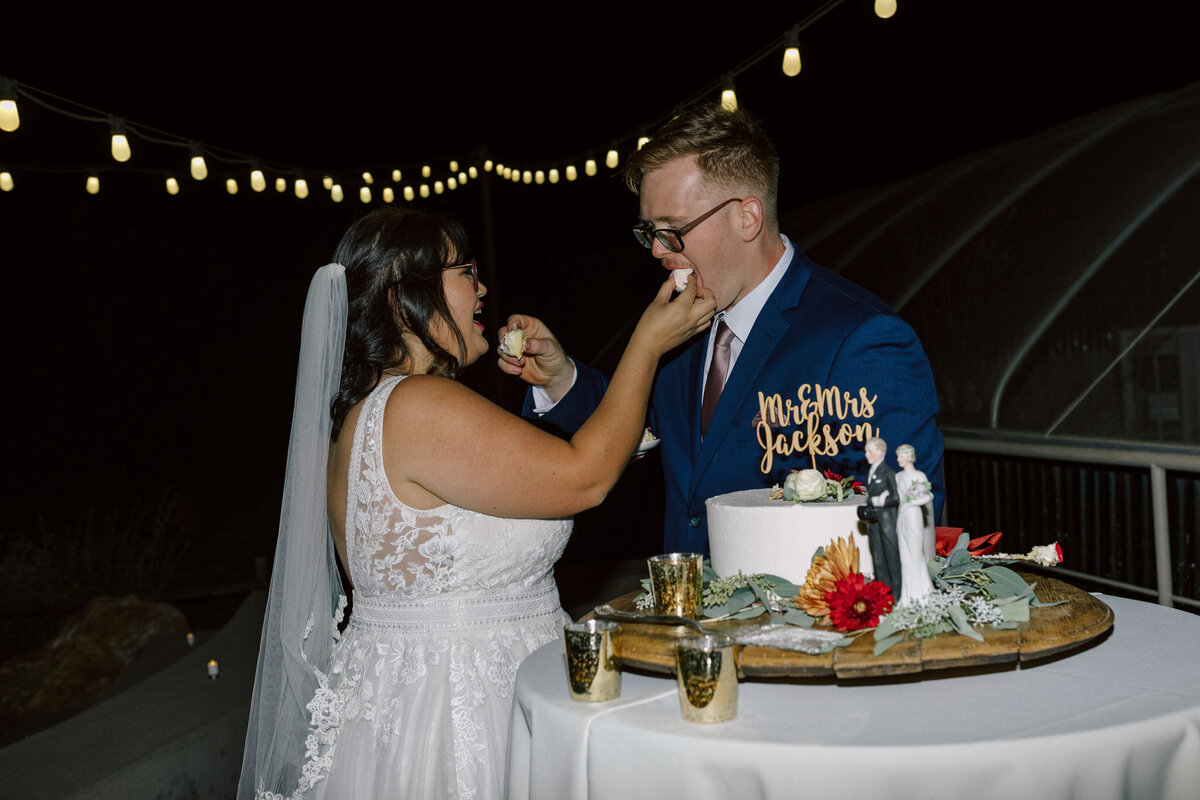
left=874, top=614, right=899, bottom=640
left=991, top=621, right=1018, bottom=630
left=983, top=565, right=1031, bottom=598
left=874, top=633, right=905, bottom=656
left=780, top=609, right=817, bottom=628
left=767, top=578, right=801, bottom=597
left=949, top=605, right=984, bottom=641
left=998, top=595, right=1031, bottom=623
left=946, top=534, right=973, bottom=568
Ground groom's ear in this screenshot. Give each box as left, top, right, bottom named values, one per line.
left=737, top=197, right=765, bottom=243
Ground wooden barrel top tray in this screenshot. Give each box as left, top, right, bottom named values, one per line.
left=587, top=573, right=1113, bottom=680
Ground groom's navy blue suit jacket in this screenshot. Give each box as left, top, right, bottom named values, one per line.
left=524, top=248, right=944, bottom=555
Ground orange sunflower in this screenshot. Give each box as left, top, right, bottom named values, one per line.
left=795, top=536, right=861, bottom=620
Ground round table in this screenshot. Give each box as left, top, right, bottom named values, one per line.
left=507, top=594, right=1200, bottom=800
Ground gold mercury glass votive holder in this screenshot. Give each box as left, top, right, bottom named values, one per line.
left=563, top=620, right=622, bottom=702
left=648, top=552, right=704, bottom=618
left=675, top=634, right=738, bottom=723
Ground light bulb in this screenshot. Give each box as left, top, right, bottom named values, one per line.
left=549, top=169, right=559, bottom=184
left=251, top=170, right=266, bottom=191
left=360, top=186, right=372, bottom=203
left=421, top=165, right=431, bottom=178
left=522, top=170, right=532, bottom=184
left=566, top=165, right=578, bottom=181
left=447, top=177, right=458, bottom=190
left=0, top=99, right=18, bottom=132
left=1, top=171, right=13, bottom=191
left=322, top=175, right=333, bottom=190
left=496, top=162, right=505, bottom=174
left=449, top=160, right=458, bottom=172
left=190, top=154, right=208, bottom=180
left=295, top=178, right=309, bottom=199
left=362, top=171, right=374, bottom=184
left=275, top=177, right=286, bottom=192
left=434, top=181, right=444, bottom=194
left=483, top=160, right=493, bottom=172
left=585, top=159, right=597, bottom=177
left=637, top=136, right=649, bottom=150
left=226, top=178, right=238, bottom=195
left=511, top=171, right=521, bottom=183
left=468, top=166, right=478, bottom=178
left=458, top=171, right=467, bottom=183
left=605, top=150, right=618, bottom=169
left=782, top=46, right=801, bottom=77
left=111, top=133, right=131, bottom=162
left=86, top=175, right=100, bottom=194
left=382, top=187, right=394, bottom=202
left=875, top=0, right=897, bottom=19
left=534, top=170, right=544, bottom=185
left=392, top=169, right=402, bottom=182
left=721, top=73, right=738, bottom=111
left=420, top=184, right=430, bottom=198
left=502, top=167, right=512, bottom=180
left=166, top=177, right=179, bottom=195
left=331, top=184, right=344, bottom=202
left=403, top=186, right=415, bottom=201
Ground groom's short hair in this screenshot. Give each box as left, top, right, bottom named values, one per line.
left=624, top=104, right=780, bottom=226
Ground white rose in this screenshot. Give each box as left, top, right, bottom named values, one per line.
left=785, top=469, right=828, bottom=502
left=1029, top=544, right=1061, bottom=566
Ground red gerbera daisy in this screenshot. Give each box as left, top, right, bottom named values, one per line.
left=826, top=573, right=894, bottom=632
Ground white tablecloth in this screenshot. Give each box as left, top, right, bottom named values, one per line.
left=508, top=594, right=1200, bottom=800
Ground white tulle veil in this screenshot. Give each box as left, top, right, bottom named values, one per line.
left=238, top=263, right=347, bottom=800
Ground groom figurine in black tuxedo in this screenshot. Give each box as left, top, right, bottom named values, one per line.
left=858, top=436, right=902, bottom=599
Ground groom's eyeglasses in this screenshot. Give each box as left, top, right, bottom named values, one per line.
left=444, top=259, right=479, bottom=292
left=632, top=198, right=742, bottom=253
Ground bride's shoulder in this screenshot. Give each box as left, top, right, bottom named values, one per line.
left=385, top=374, right=485, bottom=417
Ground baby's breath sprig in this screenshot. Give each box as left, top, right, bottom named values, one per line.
left=703, top=571, right=778, bottom=608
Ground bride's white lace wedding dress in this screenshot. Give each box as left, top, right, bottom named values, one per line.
left=287, top=375, right=572, bottom=800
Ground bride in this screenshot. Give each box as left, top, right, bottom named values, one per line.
left=238, top=208, right=715, bottom=800
left=895, top=443, right=936, bottom=604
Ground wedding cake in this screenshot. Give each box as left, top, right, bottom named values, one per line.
left=706, top=489, right=873, bottom=584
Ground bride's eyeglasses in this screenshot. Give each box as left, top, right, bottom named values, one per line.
left=444, top=259, right=479, bottom=292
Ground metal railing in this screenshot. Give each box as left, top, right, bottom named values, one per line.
left=942, top=427, right=1200, bottom=609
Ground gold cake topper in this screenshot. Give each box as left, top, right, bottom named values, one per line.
left=755, top=384, right=879, bottom=473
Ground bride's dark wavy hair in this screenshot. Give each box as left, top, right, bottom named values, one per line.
left=330, top=207, right=473, bottom=439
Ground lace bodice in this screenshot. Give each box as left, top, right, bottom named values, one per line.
left=346, top=375, right=572, bottom=600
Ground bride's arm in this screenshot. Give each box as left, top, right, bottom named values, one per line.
left=386, top=276, right=715, bottom=519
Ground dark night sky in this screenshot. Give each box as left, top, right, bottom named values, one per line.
left=3, top=3, right=1200, bottom=576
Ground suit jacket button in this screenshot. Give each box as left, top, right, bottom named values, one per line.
left=688, top=517, right=701, bottom=528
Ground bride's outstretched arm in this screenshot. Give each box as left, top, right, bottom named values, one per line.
left=383, top=274, right=715, bottom=519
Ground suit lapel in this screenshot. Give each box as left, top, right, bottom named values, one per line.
left=686, top=337, right=706, bottom=465
left=688, top=250, right=813, bottom=497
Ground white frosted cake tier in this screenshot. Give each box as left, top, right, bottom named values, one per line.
left=706, top=489, right=873, bottom=584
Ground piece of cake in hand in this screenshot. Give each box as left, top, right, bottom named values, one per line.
left=672, top=268, right=693, bottom=293
left=500, top=328, right=526, bottom=358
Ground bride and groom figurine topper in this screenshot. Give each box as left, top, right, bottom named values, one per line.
left=856, top=437, right=937, bottom=605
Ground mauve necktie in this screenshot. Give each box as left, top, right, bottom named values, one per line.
left=701, top=319, right=734, bottom=437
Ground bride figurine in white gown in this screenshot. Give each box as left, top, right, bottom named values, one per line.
left=238, top=208, right=715, bottom=800
left=895, top=443, right=936, bottom=604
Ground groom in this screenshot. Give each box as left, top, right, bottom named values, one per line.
left=499, top=104, right=943, bottom=556
left=857, top=437, right=901, bottom=598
